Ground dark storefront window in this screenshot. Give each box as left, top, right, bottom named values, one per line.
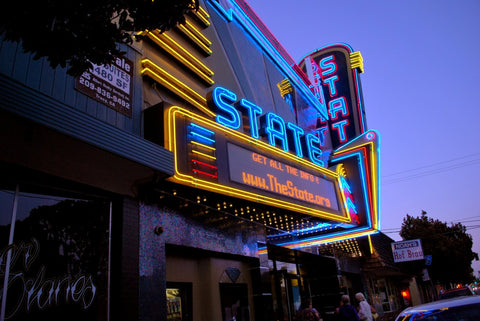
left=369, top=278, right=398, bottom=313
left=0, top=184, right=111, bottom=321
left=219, top=283, right=250, bottom=321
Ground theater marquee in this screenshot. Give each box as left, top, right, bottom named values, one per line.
left=139, top=0, right=380, bottom=246
left=165, top=105, right=351, bottom=222
left=163, top=65, right=381, bottom=235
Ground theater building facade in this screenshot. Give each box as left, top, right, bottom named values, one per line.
left=0, top=1, right=381, bottom=321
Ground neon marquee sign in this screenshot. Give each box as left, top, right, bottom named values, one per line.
left=164, top=79, right=380, bottom=229
left=200, top=0, right=378, bottom=246
left=165, top=104, right=351, bottom=222
left=227, top=143, right=338, bottom=210
left=208, top=86, right=326, bottom=167
left=139, top=0, right=380, bottom=246
left=300, top=44, right=366, bottom=150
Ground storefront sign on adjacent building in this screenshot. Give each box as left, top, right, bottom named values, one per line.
left=75, top=57, right=133, bottom=117
left=391, top=239, right=425, bottom=263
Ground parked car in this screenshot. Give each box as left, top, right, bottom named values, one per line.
left=438, top=286, right=474, bottom=300
left=394, top=295, right=480, bottom=321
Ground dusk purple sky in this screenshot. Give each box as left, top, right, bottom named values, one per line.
left=246, top=0, right=480, bottom=276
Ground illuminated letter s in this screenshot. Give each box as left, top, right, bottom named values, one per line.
left=208, top=87, right=240, bottom=129
left=320, top=55, right=336, bottom=77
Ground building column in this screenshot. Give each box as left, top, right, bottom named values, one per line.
left=139, top=202, right=167, bottom=321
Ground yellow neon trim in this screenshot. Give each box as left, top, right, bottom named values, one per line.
left=190, top=5, right=210, bottom=27
left=256, top=134, right=381, bottom=249
left=154, top=31, right=213, bottom=76
left=177, top=23, right=213, bottom=55
left=144, top=31, right=214, bottom=85
left=277, top=79, right=293, bottom=98
left=141, top=59, right=206, bottom=101
left=287, top=230, right=376, bottom=249
left=174, top=172, right=347, bottom=221
left=198, top=6, right=210, bottom=19
left=191, top=141, right=216, bottom=151
left=165, top=106, right=351, bottom=222
left=333, top=135, right=380, bottom=230
left=336, top=164, right=353, bottom=224
left=370, top=146, right=379, bottom=229
left=168, top=109, right=344, bottom=219
left=361, top=142, right=378, bottom=230
left=258, top=248, right=267, bottom=255
left=191, top=150, right=216, bottom=160
left=174, top=107, right=338, bottom=176
left=184, top=20, right=212, bottom=46
left=350, top=51, right=364, bottom=73
left=368, top=234, right=374, bottom=254
left=140, top=62, right=216, bottom=118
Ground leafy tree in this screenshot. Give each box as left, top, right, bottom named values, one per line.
left=400, top=211, right=479, bottom=285
left=0, top=0, right=198, bottom=75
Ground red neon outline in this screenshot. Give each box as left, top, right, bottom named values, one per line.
left=334, top=146, right=374, bottom=225
left=329, top=96, right=350, bottom=120
left=299, top=43, right=366, bottom=134
left=192, top=169, right=218, bottom=179
left=192, top=159, right=218, bottom=170
left=331, top=119, right=350, bottom=143
left=319, top=54, right=337, bottom=78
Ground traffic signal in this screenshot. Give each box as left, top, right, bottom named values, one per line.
left=401, top=289, right=411, bottom=306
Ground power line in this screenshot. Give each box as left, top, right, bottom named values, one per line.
left=381, top=152, right=480, bottom=185
left=383, top=158, right=480, bottom=185
left=381, top=224, right=480, bottom=235
left=451, top=215, right=480, bottom=221
left=380, top=214, right=480, bottom=232
left=382, top=215, right=480, bottom=228
left=453, top=219, right=480, bottom=224
left=383, top=152, right=480, bottom=178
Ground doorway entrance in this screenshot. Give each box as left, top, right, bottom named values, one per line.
left=267, top=244, right=340, bottom=321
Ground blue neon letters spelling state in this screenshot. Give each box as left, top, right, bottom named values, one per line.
left=207, top=86, right=324, bottom=167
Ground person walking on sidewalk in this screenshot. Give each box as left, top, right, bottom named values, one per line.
left=295, top=298, right=322, bottom=321
left=355, top=292, right=373, bottom=321
left=336, top=295, right=359, bottom=321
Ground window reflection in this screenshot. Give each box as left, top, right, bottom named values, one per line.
left=0, top=188, right=15, bottom=247
left=0, top=186, right=110, bottom=321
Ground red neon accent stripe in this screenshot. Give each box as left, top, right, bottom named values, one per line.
left=192, top=169, right=218, bottom=179
left=192, top=159, right=217, bottom=170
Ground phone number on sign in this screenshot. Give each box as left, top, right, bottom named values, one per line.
left=78, top=76, right=131, bottom=109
